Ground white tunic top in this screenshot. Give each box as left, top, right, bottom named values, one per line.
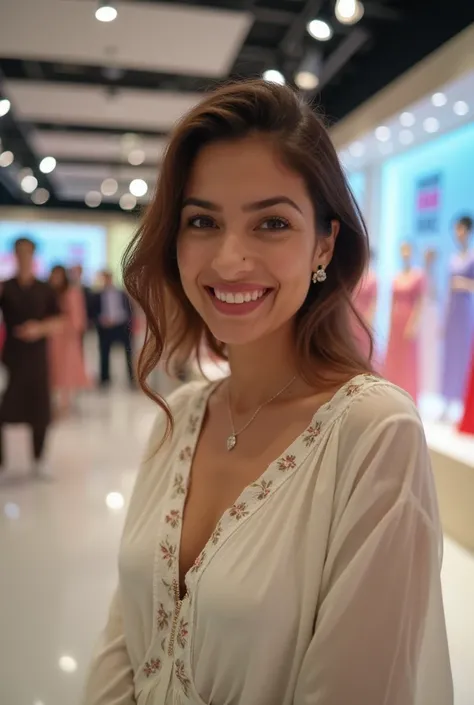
left=83, top=374, right=453, bottom=705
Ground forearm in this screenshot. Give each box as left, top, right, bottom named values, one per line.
left=41, top=316, right=65, bottom=336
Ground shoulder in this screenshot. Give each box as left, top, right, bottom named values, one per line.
left=338, top=376, right=421, bottom=439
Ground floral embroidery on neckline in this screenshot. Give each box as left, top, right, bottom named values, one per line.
left=156, top=374, right=381, bottom=605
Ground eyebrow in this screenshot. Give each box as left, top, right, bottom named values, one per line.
left=181, top=196, right=303, bottom=214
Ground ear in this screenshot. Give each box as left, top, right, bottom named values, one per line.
left=312, top=219, right=340, bottom=271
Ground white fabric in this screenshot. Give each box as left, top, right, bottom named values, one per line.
left=83, top=375, right=453, bottom=705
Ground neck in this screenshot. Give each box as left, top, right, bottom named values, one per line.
left=226, top=323, right=299, bottom=413
left=402, top=262, right=411, bottom=273
left=17, top=269, right=34, bottom=285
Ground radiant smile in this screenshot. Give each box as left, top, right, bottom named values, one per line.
left=206, top=286, right=272, bottom=315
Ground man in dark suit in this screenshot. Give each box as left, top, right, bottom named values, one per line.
left=92, top=271, right=134, bottom=387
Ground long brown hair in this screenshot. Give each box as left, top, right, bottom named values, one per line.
left=123, top=79, right=372, bottom=438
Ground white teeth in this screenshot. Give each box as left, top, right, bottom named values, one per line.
left=213, top=288, right=266, bottom=304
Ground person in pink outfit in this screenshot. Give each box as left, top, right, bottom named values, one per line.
left=353, top=264, right=377, bottom=360
left=48, top=265, right=90, bottom=415
left=383, top=243, right=425, bottom=403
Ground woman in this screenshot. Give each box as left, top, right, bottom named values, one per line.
left=84, top=81, right=452, bottom=705
left=48, top=265, right=89, bottom=415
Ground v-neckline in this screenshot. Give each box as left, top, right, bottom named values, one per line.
left=159, top=373, right=378, bottom=603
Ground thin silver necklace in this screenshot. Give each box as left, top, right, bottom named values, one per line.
left=226, top=375, right=297, bottom=451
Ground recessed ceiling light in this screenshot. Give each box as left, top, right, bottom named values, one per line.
left=129, top=178, right=148, bottom=197
left=349, top=141, right=365, bottom=157
left=423, top=117, right=440, bottom=134
left=262, top=69, right=286, bottom=85
left=106, top=492, right=125, bottom=510
left=453, top=100, right=469, bottom=116
left=95, top=2, right=117, bottom=22
left=128, top=148, right=145, bottom=166
left=85, top=191, right=102, bottom=208
left=4, top=502, right=20, bottom=520
left=21, top=175, right=38, bottom=193
left=58, top=656, right=78, bottom=673
left=31, top=188, right=50, bottom=205
left=295, top=70, right=319, bottom=91
left=39, top=156, right=56, bottom=174
left=307, top=19, right=333, bottom=41
left=0, top=150, right=14, bottom=167
left=119, top=193, right=137, bottom=211
left=0, top=98, right=11, bottom=117
left=431, top=92, right=447, bottom=107
left=399, top=111, right=415, bottom=127
left=101, top=178, right=118, bottom=196
left=335, top=0, right=364, bottom=25
left=375, top=125, right=391, bottom=142
left=399, top=129, right=414, bottom=145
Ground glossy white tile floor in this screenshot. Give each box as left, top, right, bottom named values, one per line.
left=1, top=385, right=474, bottom=705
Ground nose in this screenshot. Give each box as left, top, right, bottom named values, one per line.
left=211, top=232, right=252, bottom=277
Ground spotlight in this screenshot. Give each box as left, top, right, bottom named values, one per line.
left=85, top=191, right=102, bottom=208
left=0, top=99, right=11, bottom=117
left=399, top=111, right=415, bottom=127
left=21, top=175, right=38, bottom=193
left=31, top=188, right=50, bottom=205
left=129, top=178, right=148, bottom=197
left=423, top=117, right=440, bottom=134
left=119, top=193, right=137, bottom=210
left=39, top=156, right=56, bottom=174
left=335, top=0, right=364, bottom=25
left=307, top=19, right=333, bottom=41
left=262, top=69, right=286, bottom=86
left=349, top=141, right=365, bottom=157
left=431, top=92, right=447, bottom=107
left=101, top=178, right=118, bottom=196
left=0, top=150, right=14, bottom=167
left=295, top=50, right=321, bottom=91
left=58, top=656, right=78, bottom=673
left=375, top=126, right=391, bottom=142
left=95, top=1, right=118, bottom=22
left=128, top=149, right=145, bottom=166
left=453, top=100, right=469, bottom=116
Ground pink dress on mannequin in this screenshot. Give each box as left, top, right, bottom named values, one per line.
left=49, top=285, right=90, bottom=391
left=353, top=270, right=377, bottom=359
left=383, top=269, right=425, bottom=403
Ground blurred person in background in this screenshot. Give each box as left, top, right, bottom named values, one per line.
left=84, top=80, right=452, bottom=705
left=70, top=263, right=95, bottom=334
left=48, top=264, right=90, bottom=417
left=92, top=270, right=134, bottom=388
left=0, top=237, right=62, bottom=478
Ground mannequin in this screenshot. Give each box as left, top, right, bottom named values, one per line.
left=419, top=248, right=440, bottom=397
left=441, top=215, right=474, bottom=411
left=459, top=349, right=474, bottom=435
left=352, top=250, right=378, bottom=360
left=383, top=242, right=425, bottom=403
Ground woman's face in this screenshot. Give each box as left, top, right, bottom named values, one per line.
left=177, top=135, right=338, bottom=347
left=400, top=243, right=412, bottom=265
left=50, top=268, right=64, bottom=289
left=455, top=222, right=470, bottom=247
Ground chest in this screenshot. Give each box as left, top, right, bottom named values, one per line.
left=178, top=401, right=326, bottom=594
left=2, top=282, right=48, bottom=325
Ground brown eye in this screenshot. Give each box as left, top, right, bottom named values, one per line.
left=187, top=215, right=216, bottom=229
left=259, top=217, right=290, bottom=231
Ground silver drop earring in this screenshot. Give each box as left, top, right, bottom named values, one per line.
left=312, top=265, right=327, bottom=284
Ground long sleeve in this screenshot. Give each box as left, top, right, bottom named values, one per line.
left=294, top=392, right=452, bottom=705
left=82, top=588, right=135, bottom=705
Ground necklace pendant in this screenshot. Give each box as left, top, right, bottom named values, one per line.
left=226, top=434, right=237, bottom=451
